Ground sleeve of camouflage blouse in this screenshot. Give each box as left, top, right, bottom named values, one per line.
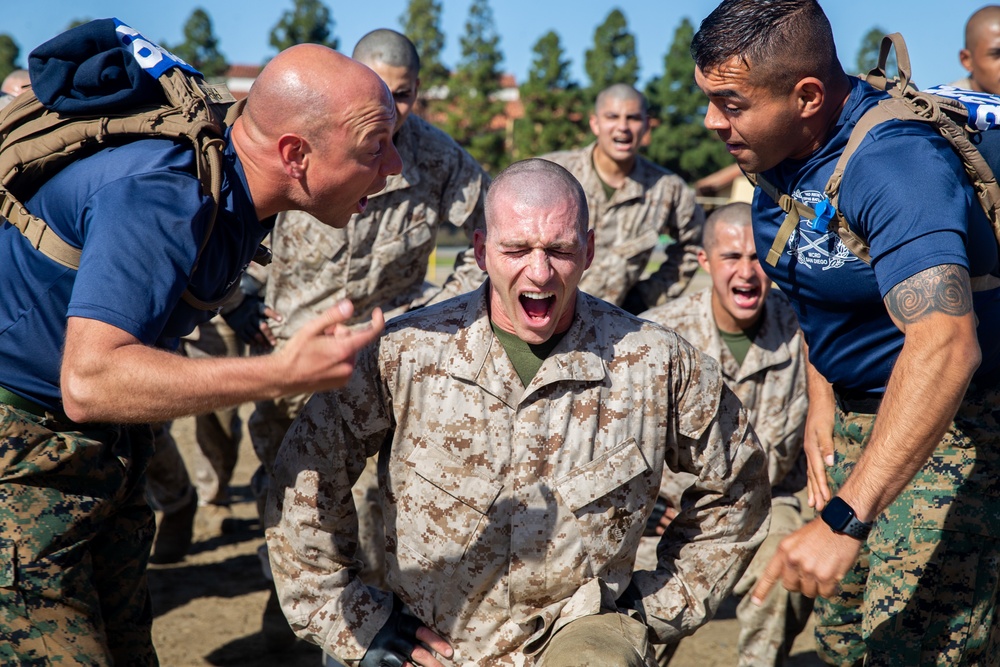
left=631, top=340, right=771, bottom=645
left=766, top=335, right=809, bottom=487
left=635, top=186, right=705, bottom=307
left=264, top=342, right=396, bottom=662
left=426, top=169, right=490, bottom=305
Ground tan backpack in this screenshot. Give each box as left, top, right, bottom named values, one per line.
left=0, top=44, right=259, bottom=310
left=750, top=33, right=1000, bottom=285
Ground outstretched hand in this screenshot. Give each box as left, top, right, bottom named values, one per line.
left=276, top=300, right=385, bottom=395
left=751, top=518, right=861, bottom=603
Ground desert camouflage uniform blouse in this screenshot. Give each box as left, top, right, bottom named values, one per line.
left=642, top=288, right=808, bottom=504
left=541, top=143, right=705, bottom=308
left=266, top=285, right=769, bottom=666
left=261, top=113, right=488, bottom=338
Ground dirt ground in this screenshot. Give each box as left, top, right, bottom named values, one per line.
left=149, top=412, right=826, bottom=667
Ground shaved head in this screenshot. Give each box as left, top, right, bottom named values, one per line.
left=242, top=44, right=392, bottom=147
left=353, top=28, right=420, bottom=76
left=230, top=42, right=401, bottom=223
left=961, top=5, right=1000, bottom=93
left=702, top=202, right=752, bottom=253
left=486, top=159, right=589, bottom=238
left=966, top=6, right=1000, bottom=48
left=594, top=83, right=647, bottom=117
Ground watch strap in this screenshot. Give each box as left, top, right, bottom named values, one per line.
left=821, top=496, right=872, bottom=540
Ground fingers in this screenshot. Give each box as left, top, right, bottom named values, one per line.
left=257, top=321, right=278, bottom=348
left=750, top=552, right=783, bottom=606
left=654, top=506, right=678, bottom=535
left=803, top=431, right=833, bottom=511
left=405, top=627, right=453, bottom=667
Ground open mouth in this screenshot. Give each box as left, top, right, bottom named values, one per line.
left=732, top=285, right=761, bottom=309
left=612, top=136, right=633, bottom=150
left=520, top=291, right=556, bottom=321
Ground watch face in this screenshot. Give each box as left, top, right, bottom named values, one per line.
left=821, top=497, right=871, bottom=539
left=821, top=497, right=853, bottom=531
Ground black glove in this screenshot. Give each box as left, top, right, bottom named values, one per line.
left=643, top=496, right=670, bottom=537
left=620, top=285, right=648, bottom=316
left=360, top=596, right=424, bottom=667
left=221, top=292, right=269, bottom=345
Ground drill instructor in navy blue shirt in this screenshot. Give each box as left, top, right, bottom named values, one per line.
left=694, top=1, right=1000, bottom=664
left=0, top=26, right=400, bottom=665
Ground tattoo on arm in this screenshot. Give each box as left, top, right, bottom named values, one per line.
left=884, top=265, right=972, bottom=325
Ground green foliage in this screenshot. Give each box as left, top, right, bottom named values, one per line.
left=400, top=0, right=449, bottom=91
left=269, top=0, right=338, bottom=53
left=512, top=31, right=588, bottom=160
left=167, top=8, right=228, bottom=79
left=584, top=8, right=639, bottom=94
left=855, top=27, right=896, bottom=78
left=0, top=35, right=18, bottom=84
left=442, top=0, right=507, bottom=173
left=644, top=18, right=733, bottom=182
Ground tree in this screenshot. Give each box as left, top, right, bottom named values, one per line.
left=167, top=8, right=228, bottom=79
left=855, top=26, right=896, bottom=78
left=269, top=0, right=337, bottom=53
left=644, top=18, right=733, bottom=182
left=0, top=35, right=18, bottom=84
left=399, top=0, right=449, bottom=92
left=442, top=0, right=506, bottom=172
left=584, top=8, right=639, bottom=94
left=512, top=30, right=588, bottom=160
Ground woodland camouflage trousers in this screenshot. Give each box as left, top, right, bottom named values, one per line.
left=0, top=404, right=157, bottom=666
left=814, top=384, right=1000, bottom=666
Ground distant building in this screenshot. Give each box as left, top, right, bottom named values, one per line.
left=694, top=162, right=753, bottom=210
left=223, top=64, right=262, bottom=100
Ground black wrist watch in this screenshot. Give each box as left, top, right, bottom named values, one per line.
left=820, top=496, right=872, bottom=540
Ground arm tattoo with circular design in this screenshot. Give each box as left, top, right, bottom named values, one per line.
left=884, top=264, right=972, bottom=325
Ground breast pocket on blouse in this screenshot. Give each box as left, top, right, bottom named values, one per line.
left=394, top=445, right=503, bottom=577
left=553, top=438, right=652, bottom=562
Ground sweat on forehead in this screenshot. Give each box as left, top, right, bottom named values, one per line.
left=485, top=159, right=588, bottom=231
left=352, top=28, right=420, bottom=74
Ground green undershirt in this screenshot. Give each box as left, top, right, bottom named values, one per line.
left=491, top=322, right=566, bottom=386
left=593, top=155, right=618, bottom=201
left=718, top=318, right=762, bottom=367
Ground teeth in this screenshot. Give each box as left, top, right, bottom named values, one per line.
left=522, top=292, right=555, bottom=300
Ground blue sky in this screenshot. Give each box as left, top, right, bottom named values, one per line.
left=3, top=1, right=988, bottom=90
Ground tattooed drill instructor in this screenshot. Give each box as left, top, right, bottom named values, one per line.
left=693, top=1, right=1000, bottom=664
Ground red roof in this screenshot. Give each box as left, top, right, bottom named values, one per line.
left=225, top=64, right=263, bottom=79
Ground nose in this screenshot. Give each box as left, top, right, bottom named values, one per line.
left=527, top=250, right=553, bottom=284
left=704, top=103, right=729, bottom=132
left=383, top=140, right=403, bottom=176
left=736, top=257, right=756, bottom=279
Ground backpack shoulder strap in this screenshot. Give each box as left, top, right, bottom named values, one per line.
left=748, top=170, right=872, bottom=266
left=0, top=68, right=244, bottom=309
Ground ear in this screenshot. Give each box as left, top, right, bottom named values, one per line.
left=277, top=133, right=309, bottom=179
left=414, top=77, right=422, bottom=99
left=960, top=48, right=974, bottom=74
left=795, top=77, right=825, bottom=119
left=473, top=228, right=488, bottom=271
left=583, top=229, right=595, bottom=270
left=589, top=112, right=600, bottom=136
left=697, top=247, right=711, bottom=273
